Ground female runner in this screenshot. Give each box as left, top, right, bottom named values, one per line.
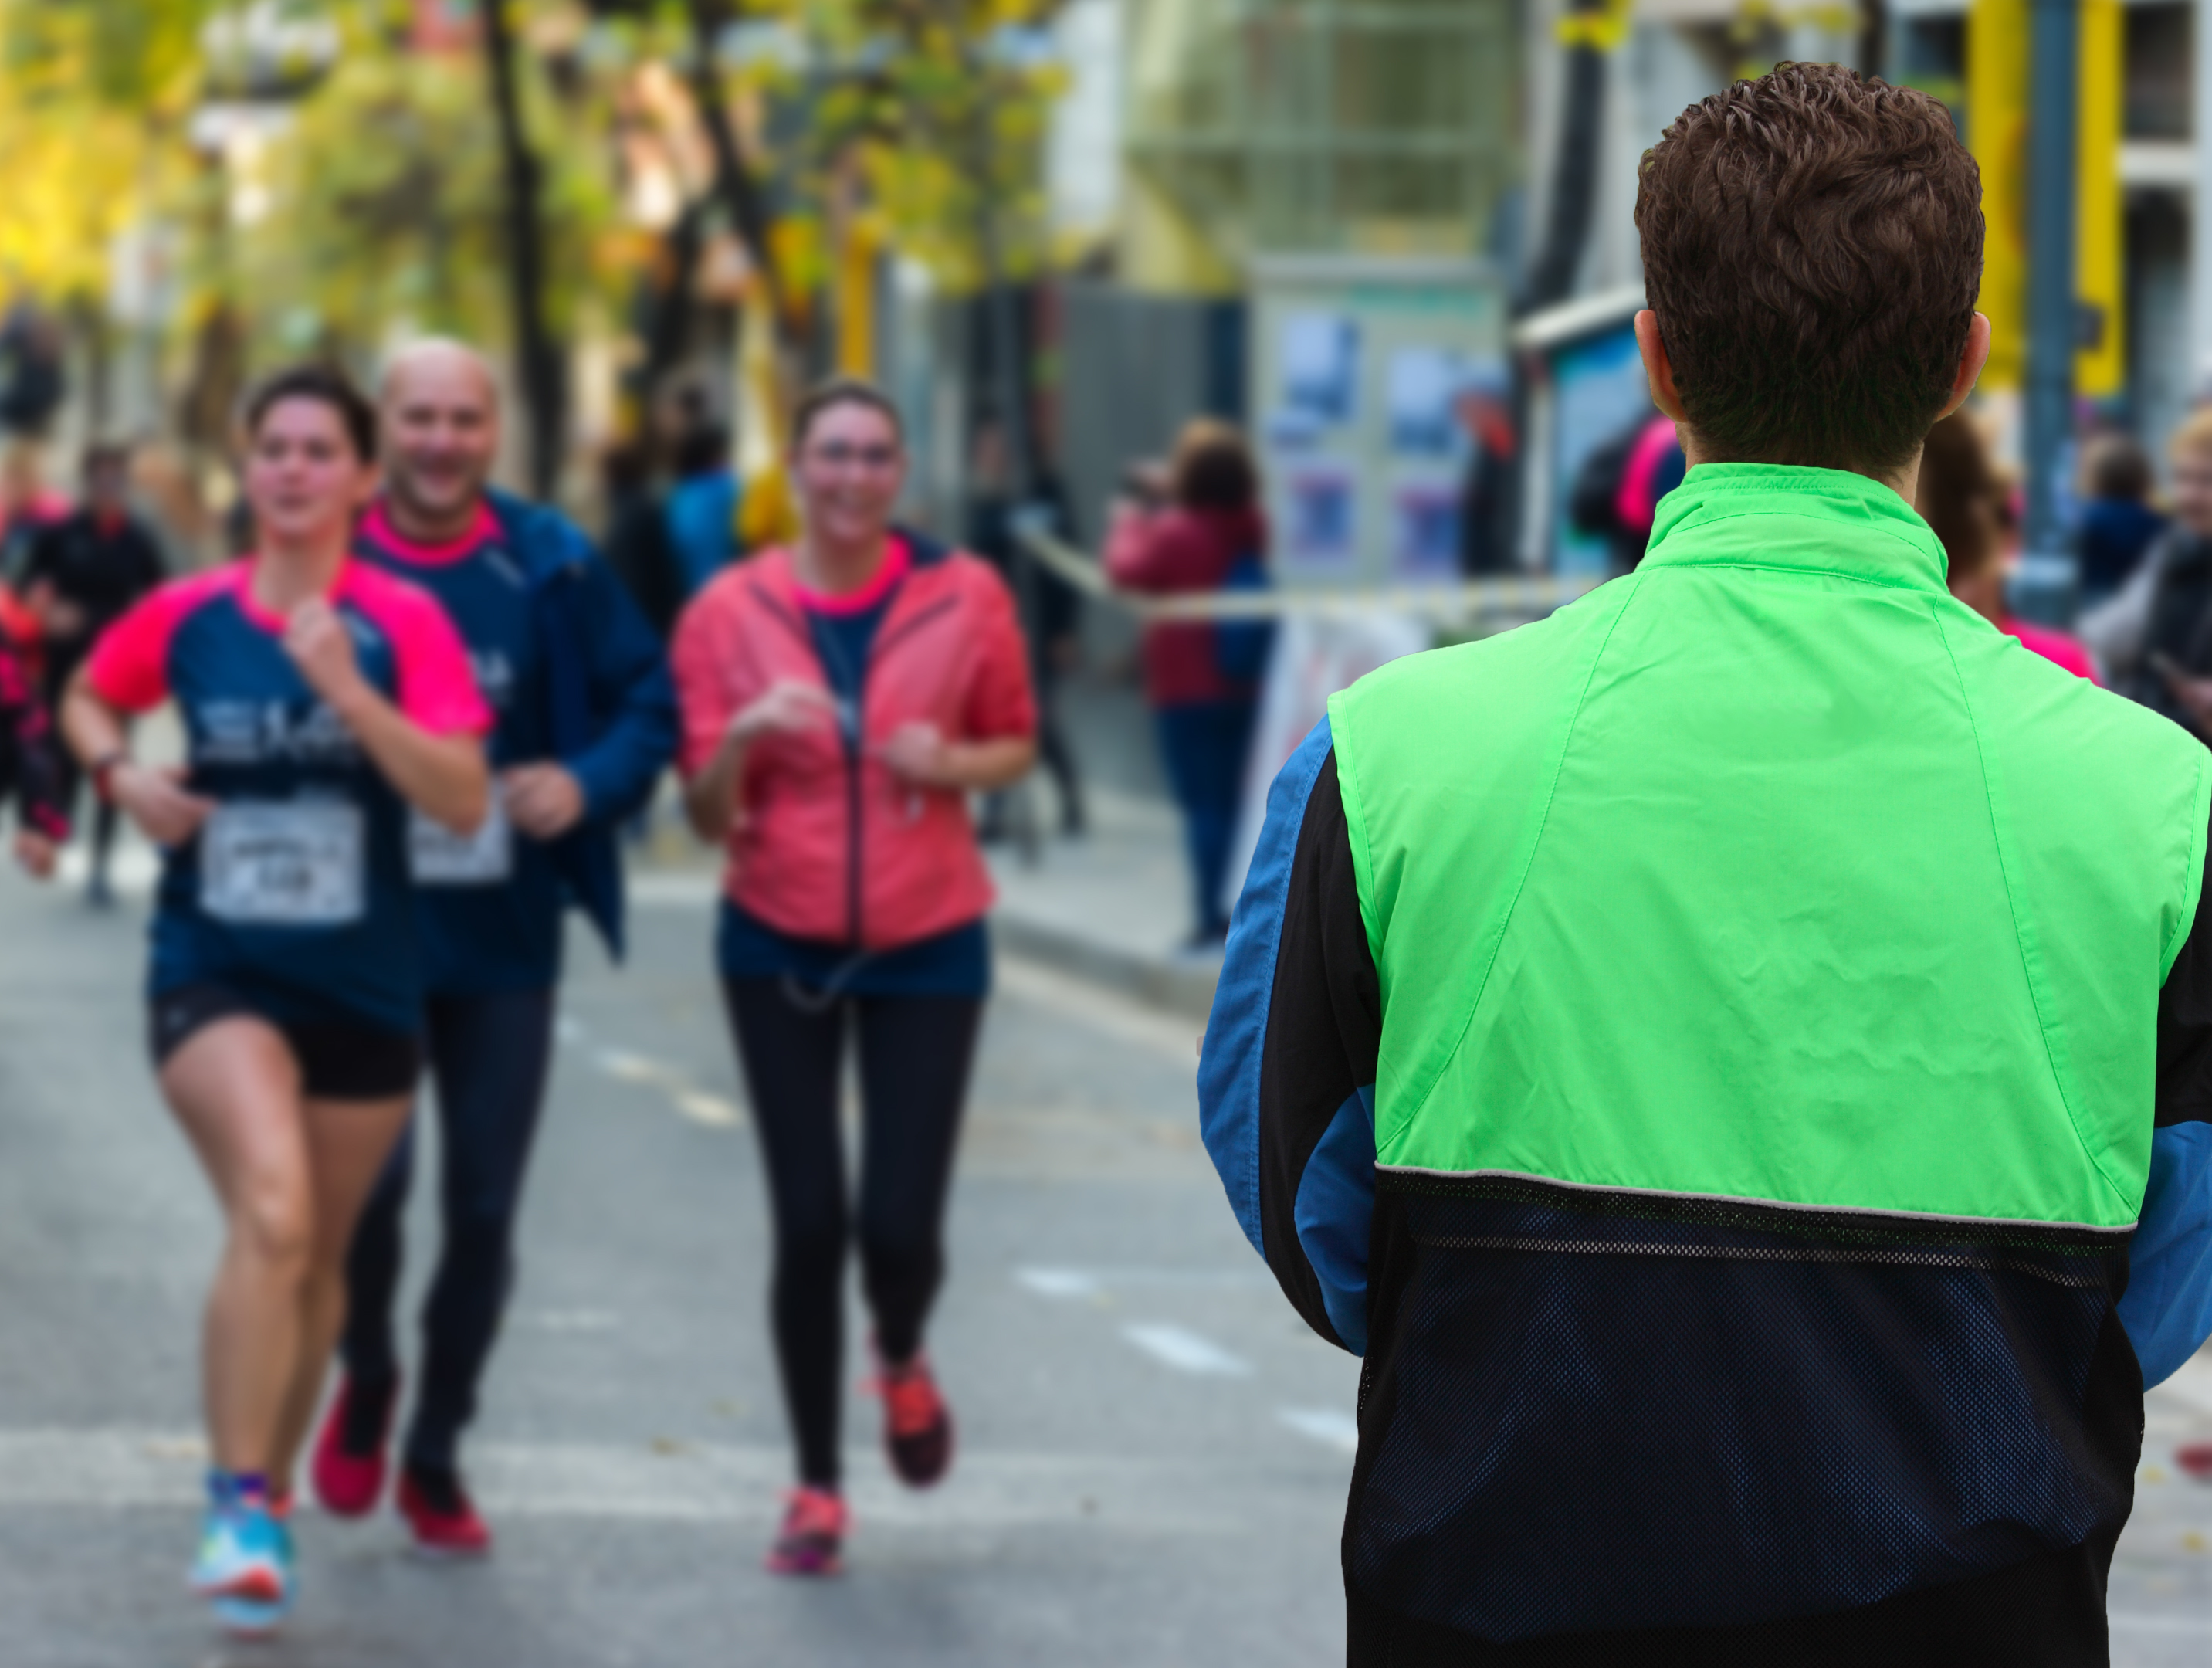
left=64, top=365, right=489, bottom=1632
left=673, top=378, right=1035, bottom=1575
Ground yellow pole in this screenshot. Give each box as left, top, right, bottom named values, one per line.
left=1967, top=0, right=2029, bottom=391
left=835, top=216, right=882, bottom=379
left=2075, top=0, right=2123, bottom=396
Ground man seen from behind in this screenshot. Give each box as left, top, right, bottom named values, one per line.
left=1201, top=64, right=2212, bottom=1662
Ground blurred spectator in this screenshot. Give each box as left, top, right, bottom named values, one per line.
left=2075, top=433, right=2165, bottom=605
left=0, top=303, right=66, bottom=438
left=663, top=389, right=740, bottom=596
left=1916, top=411, right=2097, bottom=680
left=1105, top=419, right=1268, bottom=949
left=601, top=442, right=684, bottom=642
left=0, top=601, right=66, bottom=880
left=20, top=442, right=167, bottom=904
left=2080, top=409, right=2212, bottom=732
left=1455, top=371, right=1519, bottom=575
left=1570, top=411, right=1685, bottom=572
left=966, top=418, right=1085, bottom=838
left=0, top=441, right=68, bottom=583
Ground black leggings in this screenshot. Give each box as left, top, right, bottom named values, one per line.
left=720, top=980, right=982, bottom=1488
left=342, top=988, right=557, bottom=1472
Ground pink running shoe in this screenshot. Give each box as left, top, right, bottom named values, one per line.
left=765, top=1487, right=849, bottom=1577
left=869, top=1344, right=954, bottom=1488
left=311, top=1374, right=397, bottom=1518
left=398, top=1466, right=493, bottom=1558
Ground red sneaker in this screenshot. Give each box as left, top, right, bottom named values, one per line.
left=310, top=1375, right=397, bottom=1518
left=869, top=1343, right=954, bottom=1488
left=764, top=1486, right=848, bottom=1577
left=398, top=1466, right=492, bottom=1558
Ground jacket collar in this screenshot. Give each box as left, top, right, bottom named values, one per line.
left=1641, top=463, right=1949, bottom=594
left=747, top=532, right=959, bottom=640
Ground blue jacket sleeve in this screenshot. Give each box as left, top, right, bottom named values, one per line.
left=2120, top=1124, right=2212, bottom=1387
left=561, top=551, right=679, bottom=825
left=1197, top=719, right=1380, bottom=1354
left=2122, top=832, right=2212, bottom=1386
left=511, top=496, right=677, bottom=825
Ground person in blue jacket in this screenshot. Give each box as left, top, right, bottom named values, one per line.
left=311, top=339, right=676, bottom=1553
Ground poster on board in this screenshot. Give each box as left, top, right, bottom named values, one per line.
left=1279, top=312, right=1362, bottom=425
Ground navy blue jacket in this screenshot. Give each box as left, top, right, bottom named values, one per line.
left=486, top=487, right=676, bottom=959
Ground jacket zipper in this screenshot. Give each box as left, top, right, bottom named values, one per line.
left=844, top=697, right=864, bottom=948
left=760, top=579, right=964, bottom=948
left=849, top=595, right=958, bottom=944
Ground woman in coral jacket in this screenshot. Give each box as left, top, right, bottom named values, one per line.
left=672, top=378, right=1036, bottom=1578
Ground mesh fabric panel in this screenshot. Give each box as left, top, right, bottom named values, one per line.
left=1347, top=1177, right=2138, bottom=1644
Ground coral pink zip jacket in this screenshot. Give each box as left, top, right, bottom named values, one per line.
left=672, top=531, right=1036, bottom=949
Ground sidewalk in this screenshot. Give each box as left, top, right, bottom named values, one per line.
left=985, top=787, right=1220, bottom=1021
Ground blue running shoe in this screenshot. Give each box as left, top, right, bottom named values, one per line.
left=212, top=1591, right=286, bottom=1637
left=188, top=1502, right=286, bottom=1605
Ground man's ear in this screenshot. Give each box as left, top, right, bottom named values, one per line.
left=1634, top=310, right=1690, bottom=424
left=1933, top=313, right=1993, bottom=423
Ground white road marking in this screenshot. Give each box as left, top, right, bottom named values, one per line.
left=1122, top=1324, right=1252, bottom=1378
left=595, top=1049, right=675, bottom=1085
left=2111, top=1612, right=2212, bottom=1636
left=515, top=1309, right=620, bottom=1333
left=587, top=1045, right=747, bottom=1129
left=1018, top=1265, right=1275, bottom=1298
left=994, top=954, right=1201, bottom=1060
left=1018, top=1267, right=1104, bottom=1298
left=674, top=1090, right=744, bottom=1128
left=1276, top=1408, right=1360, bottom=1453
left=0, top=1429, right=1252, bottom=1532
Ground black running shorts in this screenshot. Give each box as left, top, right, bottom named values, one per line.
left=148, top=983, right=422, bottom=1102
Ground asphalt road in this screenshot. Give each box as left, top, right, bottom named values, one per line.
left=0, top=854, right=2207, bottom=1665
left=0, top=856, right=1356, bottom=1667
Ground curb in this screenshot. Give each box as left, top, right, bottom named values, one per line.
left=991, top=910, right=1219, bottom=1022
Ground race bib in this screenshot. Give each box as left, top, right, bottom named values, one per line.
left=409, top=795, right=513, bottom=886
left=200, top=800, right=365, bottom=927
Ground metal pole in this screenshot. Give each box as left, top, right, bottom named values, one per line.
left=2021, top=0, right=2079, bottom=573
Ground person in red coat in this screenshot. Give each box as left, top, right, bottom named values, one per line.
left=1105, top=420, right=1269, bottom=947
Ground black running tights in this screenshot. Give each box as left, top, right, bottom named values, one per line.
left=720, top=980, right=982, bottom=1488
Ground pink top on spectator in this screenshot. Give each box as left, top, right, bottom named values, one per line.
left=2004, top=617, right=2100, bottom=685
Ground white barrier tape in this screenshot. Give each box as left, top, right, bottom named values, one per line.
left=1015, top=527, right=1601, bottom=624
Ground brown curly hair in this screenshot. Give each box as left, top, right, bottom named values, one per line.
left=1635, top=63, right=1983, bottom=476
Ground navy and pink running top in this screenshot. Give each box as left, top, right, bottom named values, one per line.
left=86, top=560, right=489, bottom=1035
left=355, top=500, right=564, bottom=994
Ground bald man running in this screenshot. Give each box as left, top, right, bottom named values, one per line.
left=312, top=341, right=676, bottom=1553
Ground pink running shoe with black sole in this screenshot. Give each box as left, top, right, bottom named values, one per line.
left=870, top=1344, right=954, bottom=1488
left=399, top=1467, right=493, bottom=1558
left=765, top=1486, right=849, bottom=1577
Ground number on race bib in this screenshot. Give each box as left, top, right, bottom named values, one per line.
left=200, top=801, right=366, bottom=927
left=409, top=797, right=513, bottom=886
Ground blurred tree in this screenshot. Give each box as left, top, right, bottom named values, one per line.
left=788, top=2, right=1066, bottom=486
left=219, top=9, right=620, bottom=473
left=0, top=0, right=208, bottom=302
